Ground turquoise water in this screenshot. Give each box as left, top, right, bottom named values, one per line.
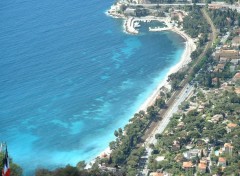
left=0, top=0, right=185, bottom=175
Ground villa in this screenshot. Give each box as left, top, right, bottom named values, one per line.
left=182, top=161, right=194, bottom=170
left=224, top=143, right=234, bottom=156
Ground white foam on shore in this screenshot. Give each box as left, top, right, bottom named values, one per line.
left=86, top=14, right=196, bottom=168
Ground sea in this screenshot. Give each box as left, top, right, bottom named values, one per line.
left=0, top=0, right=185, bottom=175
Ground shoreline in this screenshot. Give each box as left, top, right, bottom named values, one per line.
left=136, top=26, right=196, bottom=112
left=87, top=11, right=196, bottom=168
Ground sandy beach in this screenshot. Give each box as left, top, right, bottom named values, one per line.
left=134, top=19, right=196, bottom=112
left=87, top=13, right=196, bottom=168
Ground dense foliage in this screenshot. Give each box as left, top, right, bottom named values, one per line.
left=149, top=0, right=188, bottom=3
left=148, top=89, right=240, bottom=175
left=35, top=165, right=118, bottom=176
left=183, top=7, right=209, bottom=38
left=208, top=9, right=240, bottom=32
left=0, top=152, right=23, bottom=176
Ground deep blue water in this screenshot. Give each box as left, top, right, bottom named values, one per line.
left=0, top=0, right=185, bottom=175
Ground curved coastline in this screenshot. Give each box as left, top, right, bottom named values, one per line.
left=87, top=10, right=196, bottom=168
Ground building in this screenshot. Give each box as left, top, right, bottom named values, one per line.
left=182, top=161, right=194, bottom=170
left=124, top=8, right=136, bottom=16
left=212, top=77, right=219, bottom=86
left=150, top=171, right=170, bottom=176
left=216, top=63, right=226, bottom=71
left=218, top=157, right=226, bottom=167
left=149, top=172, right=164, bottom=176
left=230, top=59, right=240, bottom=65
left=230, top=65, right=236, bottom=72
left=208, top=4, right=223, bottom=10
left=232, top=36, right=240, bottom=47
left=219, top=57, right=228, bottom=64
left=224, top=143, right=234, bottom=156
left=172, top=140, right=181, bottom=151
left=215, top=49, right=239, bottom=60
left=235, top=87, right=240, bottom=94
left=177, top=122, right=185, bottom=129
left=227, top=123, right=237, bottom=133
left=197, top=104, right=205, bottom=112
left=211, top=114, right=223, bottom=123
left=183, top=149, right=200, bottom=159
left=234, top=28, right=240, bottom=35
left=233, top=72, right=240, bottom=82
left=198, top=162, right=207, bottom=173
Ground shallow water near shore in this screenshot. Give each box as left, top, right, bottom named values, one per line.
left=0, top=0, right=184, bottom=175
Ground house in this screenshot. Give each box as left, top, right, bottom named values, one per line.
left=232, top=36, right=240, bottom=47
left=183, top=149, right=200, bottom=159
left=215, top=49, right=239, bottom=60
left=149, top=172, right=164, bottom=176
left=218, top=157, right=226, bottom=167
left=196, top=140, right=206, bottom=148
left=172, top=140, right=181, bottom=151
left=235, top=88, right=240, bottom=94
left=227, top=123, right=237, bottom=133
left=230, top=65, right=236, bottom=72
left=222, top=44, right=231, bottom=50
left=155, top=156, right=165, bottom=162
left=171, top=11, right=185, bottom=22
left=212, top=77, right=219, bottom=85
left=234, top=28, right=240, bottom=35
left=198, top=162, right=207, bottom=173
left=197, top=104, right=205, bottom=112
left=182, top=161, right=194, bottom=170
left=100, top=152, right=110, bottom=159
left=216, top=63, right=226, bottom=70
left=224, top=143, right=233, bottom=156
left=124, top=8, right=136, bottom=16
left=230, top=59, right=240, bottom=65
left=233, top=72, right=240, bottom=82
left=177, top=122, right=185, bottom=129
left=211, top=114, right=223, bottom=123
left=150, top=171, right=170, bottom=176
left=219, top=57, right=228, bottom=64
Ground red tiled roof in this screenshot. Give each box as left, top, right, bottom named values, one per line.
left=224, top=143, right=233, bottom=148
left=198, top=163, right=207, bottom=169
left=219, top=157, right=226, bottom=162
left=150, top=172, right=164, bottom=176
left=234, top=72, right=240, bottom=79
left=183, top=161, right=193, bottom=168
left=227, top=123, right=237, bottom=128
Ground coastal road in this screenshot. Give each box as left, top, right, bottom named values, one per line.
left=138, top=84, right=194, bottom=176
left=128, top=3, right=205, bottom=7
left=137, top=8, right=217, bottom=176
left=128, top=2, right=240, bottom=12
left=146, top=84, right=194, bottom=144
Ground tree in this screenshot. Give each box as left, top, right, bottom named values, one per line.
left=114, top=130, right=119, bottom=137
left=155, top=98, right=166, bottom=109
left=10, top=163, right=23, bottom=176
left=76, top=161, right=86, bottom=171
left=147, top=106, right=158, bottom=120
left=0, top=152, right=23, bottom=176
left=171, top=80, right=179, bottom=91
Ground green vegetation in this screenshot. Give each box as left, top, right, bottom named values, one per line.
left=149, top=0, right=189, bottom=3
left=183, top=7, right=209, bottom=38
left=148, top=89, right=240, bottom=175
left=0, top=152, right=23, bottom=176
left=108, top=108, right=161, bottom=175
left=35, top=164, right=117, bottom=176
left=208, top=9, right=240, bottom=32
